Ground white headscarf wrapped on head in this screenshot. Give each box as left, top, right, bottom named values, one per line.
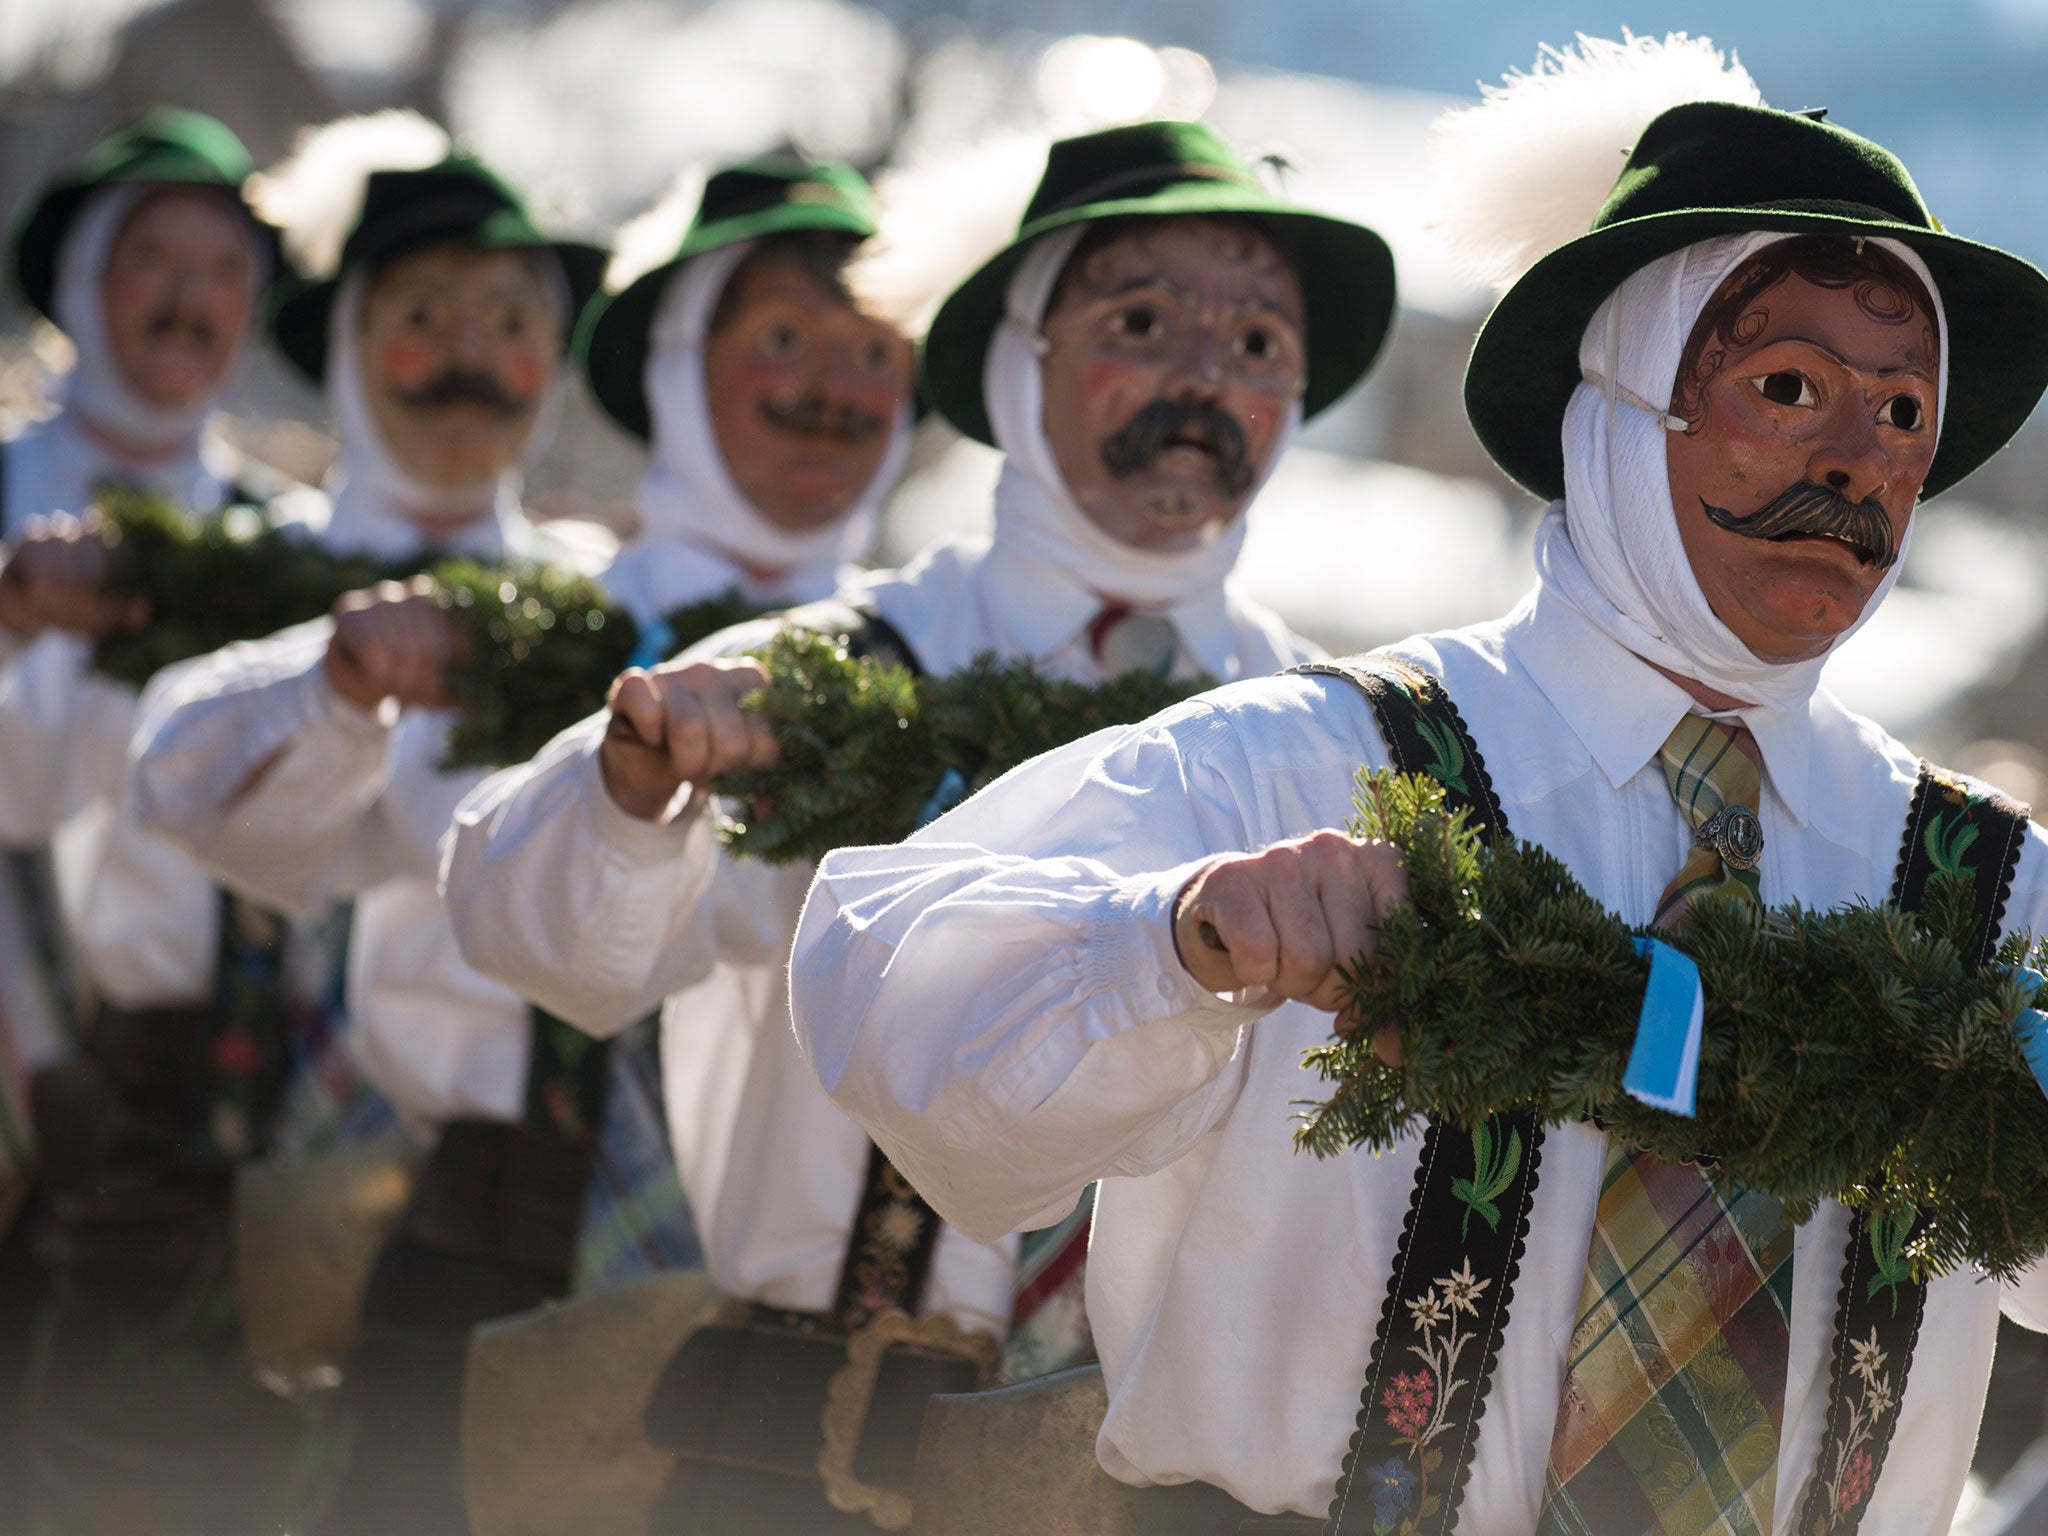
left=1534, top=230, right=1948, bottom=714
left=52, top=182, right=266, bottom=451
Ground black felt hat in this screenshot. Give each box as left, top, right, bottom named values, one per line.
left=1466, top=101, right=2048, bottom=502
left=268, top=154, right=607, bottom=385
left=575, top=157, right=879, bottom=441
left=7, top=107, right=283, bottom=325
left=920, top=120, right=1397, bottom=447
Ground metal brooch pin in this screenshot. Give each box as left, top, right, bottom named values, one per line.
left=1694, top=804, right=1765, bottom=871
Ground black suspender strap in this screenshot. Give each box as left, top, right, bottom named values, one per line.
left=1291, top=656, right=1542, bottom=1536
left=523, top=1008, right=613, bottom=1140
left=781, top=595, right=949, bottom=1330
left=1791, top=762, right=2028, bottom=1534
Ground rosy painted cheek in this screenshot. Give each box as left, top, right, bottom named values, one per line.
left=379, top=338, right=440, bottom=391
left=496, top=350, right=545, bottom=398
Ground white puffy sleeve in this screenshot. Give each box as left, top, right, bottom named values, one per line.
left=441, top=712, right=804, bottom=1038
left=128, top=619, right=401, bottom=915
left=789, top=699, right=1281, bottom=1242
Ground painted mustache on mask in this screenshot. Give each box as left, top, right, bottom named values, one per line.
left=391, top=369, right=531, bottom=419
left=1699, top=480, right=1900, bottom=571
left=1100, top=397, right=1254, bottom=496
left=757, top=395, right=886, bottom=444
left=142, top=306, right=219, bottom=348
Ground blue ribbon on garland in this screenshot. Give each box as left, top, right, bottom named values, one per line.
left=1625, top=936, right=1704, bottom=1117
left=2011, top=965, right=2048, bottom=1097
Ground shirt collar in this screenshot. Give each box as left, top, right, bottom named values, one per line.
left=1509, top=583, right=1818, bottom=829
left=974, top=536, right=1245, bottom=679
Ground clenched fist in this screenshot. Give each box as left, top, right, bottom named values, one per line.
left=1172, top=829, right=1410, bottom=1061
left=0, top=511, right=146, bottom=640
left=599, top=657, right=779, bottom=821
left=324, top=577, right=462, bottom=711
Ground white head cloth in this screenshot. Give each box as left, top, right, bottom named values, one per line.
left=1534, top=230, right=1949, bottom=714
left=982, top=227, right=1300, bottom=611
left=634, top=238, right=907, bottom=591
left=319, top=264, right=552, bottom=559
left=52, top=181, right=264, bottom=450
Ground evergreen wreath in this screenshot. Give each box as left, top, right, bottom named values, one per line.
left=716, top=628, right=1213, bottom=864
left=86, top=490, right=757, bottom=769
left=1297, top=770, right=2048, bottom=1282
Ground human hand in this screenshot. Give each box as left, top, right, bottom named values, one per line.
left=0, top=511, right=145, bottom=640
left=324, top=577, right=462, bottom=711
left=599, top=657, right=777, bottom=821
left=1172, top=830, right=1410, bottom=1062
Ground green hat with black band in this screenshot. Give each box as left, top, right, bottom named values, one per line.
left=575, top=156, right=878, bottom=441
left=920, top=120, right=1397, bottom=448
left=1466, top=100, right=2048, bottom=503
left=268, top=154, right=607, bottom=386
left=8, top=107, right=283, bottom=324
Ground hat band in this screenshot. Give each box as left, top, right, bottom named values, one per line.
left=1596, top=196, right=1923, bottom=234
left=1033, top=160, right=1263, bottom=221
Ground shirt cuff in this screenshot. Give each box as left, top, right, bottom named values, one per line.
left=576, top=736, right=708, bottom=865
left=1091, top=859, right=1273, bottom=1033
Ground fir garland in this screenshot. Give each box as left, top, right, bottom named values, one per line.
left=716, top=629, right=1212, bottom=865
left=1297, top=770, right=2048, bottom=1282
left=85, top=489, right=757, bottom=769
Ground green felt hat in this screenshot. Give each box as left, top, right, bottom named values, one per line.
left=7, top=107, right=282, bottom=325
left=920, top=120, right=1396, bottom=447
left=1466, top=100, right=2048, bottom=502
left=268, top=153, right=607, bottom=385
left=575, top=156, right=878, bottom=440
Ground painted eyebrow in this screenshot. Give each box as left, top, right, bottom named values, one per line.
left=1755, top=335, right=1936, bottom=383
left=1089, top=275, right=1302, bottom=326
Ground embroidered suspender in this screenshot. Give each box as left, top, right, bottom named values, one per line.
left=1792, top=762, right=2027, bottom=1535
left=785, top=596, right=949, bottom=1328
left=1292, top=657, right=1542, bottom=1536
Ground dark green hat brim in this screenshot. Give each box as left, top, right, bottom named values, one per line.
left=922, top=182, right=1397, bottom=447
left=1468, top=206, right=2048, bottom=503
left=270, top=228, right=608, bottom=386
left=577, top=199, right=876, bottom=441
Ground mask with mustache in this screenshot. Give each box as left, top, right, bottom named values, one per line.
left=1699, top=480, right=1900, bottom=570
left=392, top=368, right=530, bottom=420
left=758, top=394, right=885, bottom=444
left=1099, top=396, right=1254, bottom=495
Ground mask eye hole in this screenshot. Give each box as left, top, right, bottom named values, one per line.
left=1111, top=303, right=1161, bottom=341
left=1879, top=395, right=1923, bottom=431
left=1755, top=371, right=1815, bottom=407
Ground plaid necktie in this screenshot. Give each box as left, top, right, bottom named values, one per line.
left=571, top=1015, right=701, bottom=1293
left=1537, top=715, right=1794, bottom=1536
left=1001, top=1184, right=1097, bottom=1382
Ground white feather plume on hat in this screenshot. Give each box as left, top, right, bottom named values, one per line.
left=1428, top=32, right=1763, bottom=294
left=604, top=167, right=710, bottom=293
left=847, top=131, right=1052, bottom=338
left=246, top=110, right=452, bottom=279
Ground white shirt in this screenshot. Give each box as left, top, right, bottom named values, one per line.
left=441, top=531, right=1316, bottom=1337
left=126, top=499, right=600, bottom=1131
left=0, top=413, right=258, bottom=1011
left=788, top=582, right=2048, bottom=1528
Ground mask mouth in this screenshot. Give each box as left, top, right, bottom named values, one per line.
left=1101, top=396, right=1253, bottom=495
left=1700, top=480, right=1899, bottom=571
